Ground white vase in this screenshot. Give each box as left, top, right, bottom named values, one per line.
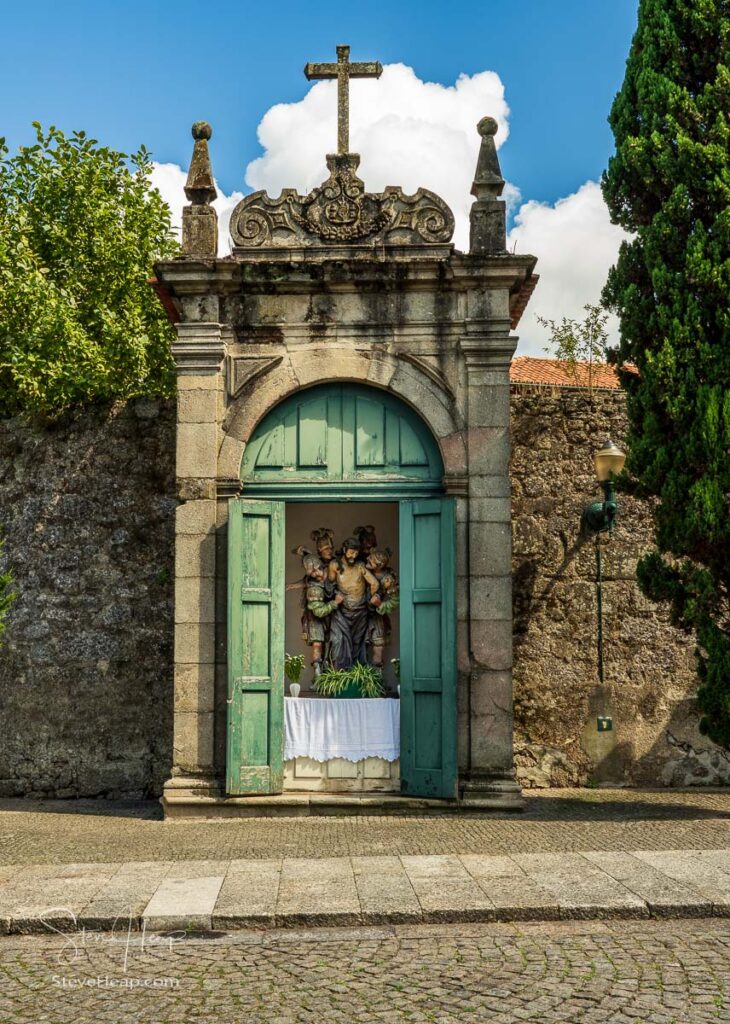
left=289, top=683, right=301, bottom=698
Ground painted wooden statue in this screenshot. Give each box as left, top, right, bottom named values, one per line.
left=365, top=548, right=399, bottom=668
left=294, top=526, right=399, bottom=677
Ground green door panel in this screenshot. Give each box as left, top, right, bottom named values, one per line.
left=399, top=498, right=457, bottom=798
left=242, top=384, right=442, bottom=496
left=227, top=499, right=284, bottom=795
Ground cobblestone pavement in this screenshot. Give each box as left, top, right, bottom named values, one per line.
left=0, top=790, right=729, bottom=866
left=0, top=918, right=728, bottom=1023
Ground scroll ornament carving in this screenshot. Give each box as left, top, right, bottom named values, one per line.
left=229, top=154, right=454, bottom=248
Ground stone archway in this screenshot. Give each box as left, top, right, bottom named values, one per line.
left=217, top=353, right=466, bottom=486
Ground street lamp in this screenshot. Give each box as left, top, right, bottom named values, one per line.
left=581, top=440, right=626, bottom=536
left=580, top=439, right=626, bottom=707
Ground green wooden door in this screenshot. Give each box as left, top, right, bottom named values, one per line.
left=227, top=499, right=284, bottom=795
left=242, top=384, right=443, bottom=499
left=399, top=498, right=457, bottom=798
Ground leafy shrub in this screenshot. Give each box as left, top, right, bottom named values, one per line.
left=0, top=124, right=178, bottom=417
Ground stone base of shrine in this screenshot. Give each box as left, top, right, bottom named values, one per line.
left=283, top=756, right=400, bottom=793
left=161, top=774, right=524, bottom=818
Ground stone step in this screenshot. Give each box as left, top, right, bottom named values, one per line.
left=0, top=850, right=728, bottom=935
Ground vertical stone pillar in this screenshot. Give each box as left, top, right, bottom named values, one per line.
left=459, top=287, right=522, bottom=809
left=163, top=321, right=225, bottom=808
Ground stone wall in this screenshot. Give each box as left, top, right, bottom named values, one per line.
left=511, top=386, right=730, bottom=789
left=0, top=387, right=727, bottom=799
left=0, top=400, right=176, bottom=799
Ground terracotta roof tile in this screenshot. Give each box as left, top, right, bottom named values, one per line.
left=510, top=356, right=636, bottom=390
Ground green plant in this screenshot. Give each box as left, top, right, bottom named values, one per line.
left=0, top=534, right=17, bottom=647
left=349, top=662, right=386, bottom=698
left=284, top=653, right=305, bottom=684
left=602, top=0, right=730, bottom=746
left=155, top=566, right=171, bottom=587
left=313, top=662, right=385, bottom=698
left=390, top=658, right=400, bottom=681
left=0, top=124, right=178, bottom=417
left=313, top=667, right=348, bottom=696
left=537, top=303, right=609, bottom=392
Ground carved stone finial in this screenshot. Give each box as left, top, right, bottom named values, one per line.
left=192, top=120, right=212, bottom=141
left=185, top=122, right=217, bottom=205
left=182, top=121, right=218, bottom=257
left=471, top=116, right=504, bottom=201
left=469, top=116, right=506, bottom=254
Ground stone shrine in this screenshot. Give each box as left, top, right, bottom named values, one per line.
left=153, top=45, right=538, bottom=815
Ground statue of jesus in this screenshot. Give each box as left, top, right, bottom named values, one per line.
left=327, top=536, right=380, bottom=669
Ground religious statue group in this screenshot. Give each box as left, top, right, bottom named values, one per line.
left=293, top=526, right=399, bottom=678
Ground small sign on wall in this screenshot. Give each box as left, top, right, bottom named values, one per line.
left=597, top=716, right=613, bottom=732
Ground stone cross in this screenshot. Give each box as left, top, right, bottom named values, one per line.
left=304, top=44, right=382, bottom=155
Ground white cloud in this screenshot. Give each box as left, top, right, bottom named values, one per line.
left=245, top=63, right=510, bottom=249
left=507, top=181, right=630, bottom=356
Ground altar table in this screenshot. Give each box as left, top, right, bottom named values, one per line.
left=284, top=697, right=400, bottom=763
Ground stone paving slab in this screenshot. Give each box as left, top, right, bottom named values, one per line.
left=583, top=850, right=713, bottom=917
left=142, top=872, right=225, bottom=931
left=460, top=853, right=561, bottom=920
left=401, top=854, right=496, bottom=922
left=77, top=860, right=173, bottom=930
left=0, top=862, right=119, bottom=935
left=276, top=856, right=361, bottom=926
left=0, top=849, right=728, bottom=934
left=511, top=852, right=649, bottom=919
left=352, top=855, right=422, bottom=924
left=633, top=849, right=730, bottom=913
left=212, top=858, right=281, bottom=928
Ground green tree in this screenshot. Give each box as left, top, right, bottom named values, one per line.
left=537, top=303, right=609, bottom=391
left=602, top=1, right=730, bottom=745
left=0, top=124, right=178, bottom=416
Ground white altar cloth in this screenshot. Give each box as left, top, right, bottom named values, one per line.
left=284, top=697, right=400, bottom=763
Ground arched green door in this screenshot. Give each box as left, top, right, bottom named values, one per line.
left=228, top=384, right=457, bottom=799
left=241, top=383, right=444, bottom=498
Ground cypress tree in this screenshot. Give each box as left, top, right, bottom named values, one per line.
left=602, top=0, right=730, bottom=746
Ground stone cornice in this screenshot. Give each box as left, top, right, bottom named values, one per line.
left=171, top=322, right=225, bottom=374
left=154, top=251, right=537, bottom=302
left=460, top=327, right=518, bottom=371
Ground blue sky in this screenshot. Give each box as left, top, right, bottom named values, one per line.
left=0, top=0, right=639, bottom=353
left=2, top=0, right=637, bottom=205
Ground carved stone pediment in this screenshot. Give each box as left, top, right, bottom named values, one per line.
left=229, top=154, right=454, bottom=249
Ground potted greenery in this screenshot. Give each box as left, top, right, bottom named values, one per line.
left=284, top=653, right=305, bottom=697
left=313, top=663, right=385, bottom=699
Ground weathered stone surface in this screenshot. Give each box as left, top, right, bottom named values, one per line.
left=511, top=387, right=728, bottom=790
left=142, top=871, right=225, bottom=931
left=276, top=858, right=360, bottom=926
left=0, top=401, right=175, bottom=800
left=173, top=711, right=215, bottom=772
left=400, top=855, right=495, bottom=922
left=352, top=856, right=421, bottom=923
left=511, top=852, right=647, bottom=919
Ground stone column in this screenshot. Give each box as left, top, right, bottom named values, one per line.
left=162, top=321, right=225, bottom=809
left=459, top=286, right=522, bottom=809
